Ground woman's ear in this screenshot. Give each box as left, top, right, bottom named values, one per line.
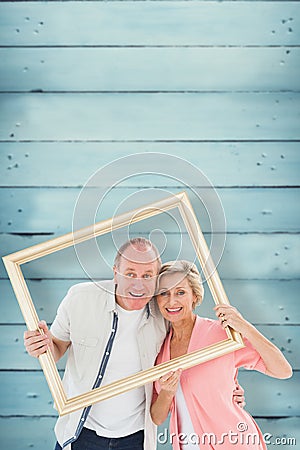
left=192, top=294, right=198, bottom=310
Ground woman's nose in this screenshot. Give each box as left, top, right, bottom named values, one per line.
left=168, top=293, right=177, bottom=305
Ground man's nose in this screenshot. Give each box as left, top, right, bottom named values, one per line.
left=131, top=277, right=144, bottom=290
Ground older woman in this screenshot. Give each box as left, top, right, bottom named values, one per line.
left=151, top=261, right=292, bottom=450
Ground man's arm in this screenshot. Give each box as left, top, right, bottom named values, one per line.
left=24, top=320, right=70, bottom=363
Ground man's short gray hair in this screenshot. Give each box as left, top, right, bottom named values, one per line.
left=114, top=237, right=162, bottom=271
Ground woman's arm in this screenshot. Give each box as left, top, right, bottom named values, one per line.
left=214, top=305, right=292, bottom=379
left=150, top=369, right=182, bottom=425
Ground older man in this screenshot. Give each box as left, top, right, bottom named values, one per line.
left=24, top=237, right=244, bottom=450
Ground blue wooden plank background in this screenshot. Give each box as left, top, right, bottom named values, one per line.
left=0, top=1, right=299, bottom=449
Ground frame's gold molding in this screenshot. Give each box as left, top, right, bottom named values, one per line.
left=3, top=191, right=244, bottom=416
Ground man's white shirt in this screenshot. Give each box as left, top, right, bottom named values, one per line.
left=50, top=280, right=167, bottom=450
left=85, top=303, right=145, bottom=437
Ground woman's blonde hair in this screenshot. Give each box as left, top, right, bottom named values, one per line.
left=157, top=260, right=204, bottom=309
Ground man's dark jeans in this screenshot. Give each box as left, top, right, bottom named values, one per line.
left=54, top=428, right=144, bottom=450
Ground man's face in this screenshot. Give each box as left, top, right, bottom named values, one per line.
left=113, top=245, right=159, bottom=311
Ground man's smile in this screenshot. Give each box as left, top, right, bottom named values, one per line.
left=129, top=291, right=145, bottom=298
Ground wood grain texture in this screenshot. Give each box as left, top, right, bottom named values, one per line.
left=1, top=47, right=299, bottom=92
left=0, top=417, right=58, bottom=450
left=0, top=0, right=298, bottom=447
left=1, top=324, right=297, bottom=370
left=0, top=1, right=299, bottom=46
left=1, top=371, right=299, bottom=417
left=1, top=143, right=299, bottom=187
left=1, top=233, right=299, bottom=279
left=1, top=187, right=299, bottom=233
left=0, top=417, right=299, bottom=450
left=2, top=279, right=300, bottom=325
left=1, top=93, right=299, bottom=141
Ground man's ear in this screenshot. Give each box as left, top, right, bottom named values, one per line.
left=113, top=265, right=118, bottom=283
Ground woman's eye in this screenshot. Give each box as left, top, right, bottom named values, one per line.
left=177, top=290, right=185, bottom=295
left=159, top=291, right=168, bottom=297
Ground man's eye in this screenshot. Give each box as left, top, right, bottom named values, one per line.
left=125, top=273, right=134, bottom=278
left=143, top=274, right=152, bottom=279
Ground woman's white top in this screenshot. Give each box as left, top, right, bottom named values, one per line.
left=176, top=381, right=201, bottom=449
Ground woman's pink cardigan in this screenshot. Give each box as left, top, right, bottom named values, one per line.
left=154, top=316, right=267, bottom=450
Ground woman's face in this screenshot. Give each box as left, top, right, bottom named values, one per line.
left=156, top=273, right=197, bottom=323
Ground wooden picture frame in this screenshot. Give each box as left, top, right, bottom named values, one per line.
left=2, top=191, right=244, bottom=416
